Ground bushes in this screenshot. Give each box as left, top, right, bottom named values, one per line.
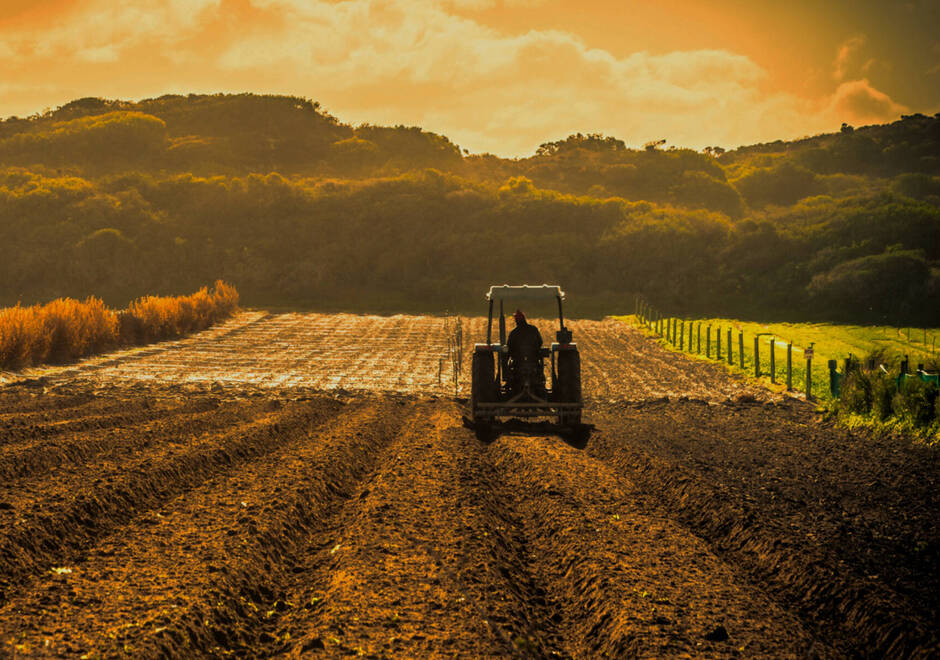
left=0, top=298, right=117, bottom=369
left=124, top=281, right=238, bottom=343
left=892, top=377, right=939, bottom=427
left=0, top=281, right=237, bottom=370
left=837, top=356, right=940, bottom=431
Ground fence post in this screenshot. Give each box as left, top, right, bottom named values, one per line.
left=786, top=343, right=793, bottom=391
left=828, top=359, right=840, bottom=397
left=738, top=332, right=744, bottom=369
left=806, top=352, right=813, bottom=400
left=706, top=326, right=711, bottom=358
left=727, top=328, right=733, bottom=365
left=697, top=323, right=701, bottom=353
left=680, top=320, right=685, bottom=350
left=716, top=327, right=722, bottom=361
left=754, top=336, right=760, bottom=377
left=770, top=338, right=776, bottom=383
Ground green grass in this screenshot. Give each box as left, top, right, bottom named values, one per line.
left=614, top=315, right=940, bottom=403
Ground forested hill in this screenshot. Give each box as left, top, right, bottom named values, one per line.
left=1, top=94, right=938, bottom=323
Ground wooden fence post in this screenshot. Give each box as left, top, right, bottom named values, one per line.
left=697, top=323, right=701, bottom=353
left=716, top=327, right=722, bottom=361
left=786, top=343, right=793, bottom=390
left=806, top=347, right=814, bottom=400
left=727, top=328, right=733, bottom=365
left=738, top=332, right=744, bottom=369
left=770, top=337, right=776, bottom=384
left=754, top=336, right=760, bottom=377
left=706, top=326, right=711, bottom=358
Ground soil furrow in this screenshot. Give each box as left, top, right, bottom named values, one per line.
left=0, top=399, right=271, bottom=483
left=266, top=404, right=561, bottom=657
left=0, top=393, right=97, bottom=420
left=0, top=399, right=408, bottom=658
left=484, top=430, right=818, bottom=658
left=588, top=400, right=939, bottom=657
left=0, top=398, right=206, bottom=447
left=0, top=398, right=344, bottom=604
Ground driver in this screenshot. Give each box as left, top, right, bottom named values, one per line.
left=507, top=309, right=542, bottom=366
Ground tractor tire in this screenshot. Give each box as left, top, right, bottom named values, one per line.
left=555, top=349, right=582, bottom=425
left=471, top=350, right=498, bottom=424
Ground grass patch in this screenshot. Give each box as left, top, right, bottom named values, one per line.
left=616, top=315, right=939, bottom=403
left=617, top=314, right=940, bottom=442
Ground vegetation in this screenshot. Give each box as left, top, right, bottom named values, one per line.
left=0, top=281, right=238, bottom=370
left=623, top=313, right=940, bottom=437
left=626, top=314, right=937, bottom=395
left=836, top=360, right=939, bottom=440
left=0, top=94, right=938, bottom=322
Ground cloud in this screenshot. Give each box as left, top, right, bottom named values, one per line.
left=834, top=34, right=866, bottom=81
left=826, top=78, right=909, bottom=125
left=0, top=0, right=911, bottom=155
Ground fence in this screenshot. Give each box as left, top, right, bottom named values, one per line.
left=634, top=297, right=818, bottom=398
left=633, top=296, right=940, bottom=403
left=439, top=314, right=463, bottom=395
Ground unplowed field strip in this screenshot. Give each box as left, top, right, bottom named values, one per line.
left=20, top=312, right=772, bottom=403
left=0, top=312, right=936, bottom=657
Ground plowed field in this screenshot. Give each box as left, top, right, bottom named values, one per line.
left=0, top=313, right=936, bottom=658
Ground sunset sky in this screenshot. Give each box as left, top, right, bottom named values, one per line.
left=1, top=0, right=937, bottom=156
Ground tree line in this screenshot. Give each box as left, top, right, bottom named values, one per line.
left=0, top=94, right=937, bottom=323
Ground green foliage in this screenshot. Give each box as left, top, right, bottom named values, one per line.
left=732, top=161, right=824, bottom=207
left=892, top=173, right=940, bottom=202
left=892, top=377, right=939, bottom=427
left=0, top=96, right=937, bottom=322
left=0, top=112, right=167, bottom=168
left=839, top=367, right=873, bottom=415
left=871, top=371, right=897, bottom=420
left=807, top=250, right=936, bottom=323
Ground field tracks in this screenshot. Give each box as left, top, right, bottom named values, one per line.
left=0, top=312, right=935, bottom=657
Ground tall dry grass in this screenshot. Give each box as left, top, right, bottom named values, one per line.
left=0, top=281, right=238, bottom=371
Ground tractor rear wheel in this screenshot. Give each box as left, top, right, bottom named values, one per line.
left=554, top=349, right=581, bottom=425
left=471, top=350, right=498, bottom=424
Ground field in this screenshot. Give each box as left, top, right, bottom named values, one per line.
left=0, top=313, right=937, bottom=657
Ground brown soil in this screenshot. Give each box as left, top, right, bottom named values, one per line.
left=0, top=313, right=935, bottom=657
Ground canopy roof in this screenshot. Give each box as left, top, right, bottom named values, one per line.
left=485, top=284, right=565, bottom=301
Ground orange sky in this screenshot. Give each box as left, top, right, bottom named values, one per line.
left=1, top=0, right=937, bottom=156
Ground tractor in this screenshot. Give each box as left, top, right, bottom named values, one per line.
left=470, top=285, right=582, bottom=427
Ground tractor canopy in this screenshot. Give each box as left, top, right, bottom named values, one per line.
left=485, top=285, right=565, bottom=302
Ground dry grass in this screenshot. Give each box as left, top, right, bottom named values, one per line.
left=0, top=281, right=238, bottom=370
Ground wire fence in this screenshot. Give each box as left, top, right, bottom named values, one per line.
left=634, top=296, right=940, bottom=402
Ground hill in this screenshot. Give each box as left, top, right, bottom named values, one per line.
left=0, top=94, right=937, bottom=323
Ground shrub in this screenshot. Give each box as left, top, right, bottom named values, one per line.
left=892, top=377, right=939, bottom=427
left=0, top=282, right=238, bottom=370
left=839, top=367, right=873, bottom=415
left=871, top=371, right=896, bottom=421
left=126, top=280, right=239, bottom=343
